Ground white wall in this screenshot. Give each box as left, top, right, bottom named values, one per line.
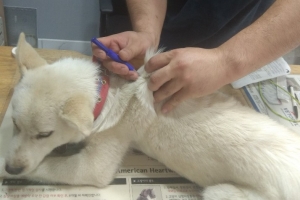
left=4, top=0, right=100, bottom=55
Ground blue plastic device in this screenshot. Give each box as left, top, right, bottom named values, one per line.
left=91, top=38, right=135, bottom=71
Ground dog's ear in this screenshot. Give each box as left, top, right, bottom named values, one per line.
left=16, top=32, right=48, bottom=75
left=59, top=94, right=94, bottom=137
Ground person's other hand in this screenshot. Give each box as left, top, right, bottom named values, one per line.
left=145, top=47, right=230, bottom=113
left=92, top=31, right=157, bottom=80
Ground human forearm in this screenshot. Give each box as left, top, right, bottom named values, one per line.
left=220, top=0, right=300, bottom=84
left=126, top=0, right=167, bottom=47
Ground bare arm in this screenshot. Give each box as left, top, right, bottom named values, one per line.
left=93, top=0, right=167, bottom=79
left=126, top=0, right=167, bottom=47
left=221, top=0, right=300, bottom=84
left=143, top=0, right=300, bottom=113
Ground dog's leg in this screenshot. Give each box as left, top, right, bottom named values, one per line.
left=202, top=184, right=272, bottom=200
left=23, top=133, right=130, bottom=187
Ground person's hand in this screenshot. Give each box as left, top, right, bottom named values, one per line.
left=92, top=31, right=157, bottom=80
left=145, top=47, right=231, bottom=113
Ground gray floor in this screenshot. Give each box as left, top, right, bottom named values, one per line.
left=283, top=46, right=300, bottom=65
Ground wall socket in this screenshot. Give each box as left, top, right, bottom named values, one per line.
left=0, top=16, right=4, bottom=46
left=4, top=6, right=37, bottom=47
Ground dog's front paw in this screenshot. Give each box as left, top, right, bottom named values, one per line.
left=90, top=177, right=113, bottom=188
left=202, top=184, right=246, bottom=200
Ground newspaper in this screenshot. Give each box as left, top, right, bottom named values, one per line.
left=231, top=57, right=291, bottom=89
left=0, top=102, right=202, bottom=200
left=242, top=75, right=300, bottom=133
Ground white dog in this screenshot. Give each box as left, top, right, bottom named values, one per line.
left=2, top=33, right=300, bottom=200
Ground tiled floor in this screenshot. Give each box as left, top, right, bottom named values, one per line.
left=283, top=46, right=300, bottom=65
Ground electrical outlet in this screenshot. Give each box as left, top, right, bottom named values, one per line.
left=0, top=16, right=4, bottom=46
left=4, top=6, right=37, bottom=47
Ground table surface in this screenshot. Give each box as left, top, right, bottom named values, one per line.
left=0, top=46, right=299, bottom=125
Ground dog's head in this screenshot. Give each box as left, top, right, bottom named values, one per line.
left=5, top=33, right=96, bottom=175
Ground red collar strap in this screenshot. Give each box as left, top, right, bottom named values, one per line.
left=93, top=76, right=109, bottom=120
left=92, top=56, right=110, bottom=120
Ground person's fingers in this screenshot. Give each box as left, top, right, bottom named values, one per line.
left=161, top=89, right=187, bottom=114
left=130, top=57, right=145, bottom=69
left=101, top=60, right=129, bottom=75
left=122, top=71, right=139, bottom=81
left=92, top=36, right=123, bottom=57
left=92, top=35, right=123, bottom=56
left=153, top=79, right=182, bottom=103
left=118, top=43, right=143, bottom=62
left=148, top=65, right=173, bottom=91
left=96, top=35, right=121, bottom=50
left=93, top=44, right=140, bottom=77
left=93, top=48, right=107, bottom=60
left=145, top=51, right=171, bottom=73
left=100, top=59, right=138, bottom=80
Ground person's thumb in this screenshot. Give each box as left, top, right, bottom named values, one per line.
left=119, top=44, right=145, bottom=69
left=119, top=45, right=140, bottom=62
left=161, top=90, right=186, bottom=114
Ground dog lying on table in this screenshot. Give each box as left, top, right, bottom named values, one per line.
left=1, top=32, right=300, bottom=200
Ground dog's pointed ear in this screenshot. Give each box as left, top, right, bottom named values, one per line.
left=16, top=32, right=48, bottom=75
left=59, top=94, right=94, bottom=137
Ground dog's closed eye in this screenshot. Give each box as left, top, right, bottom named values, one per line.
left=36, top=131, right=53, bottom=140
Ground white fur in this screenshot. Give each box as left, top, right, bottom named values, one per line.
left=2, top=33, right=300, bottom=200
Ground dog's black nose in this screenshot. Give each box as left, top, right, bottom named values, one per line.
left=5, top=164, right=24, bottom=175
